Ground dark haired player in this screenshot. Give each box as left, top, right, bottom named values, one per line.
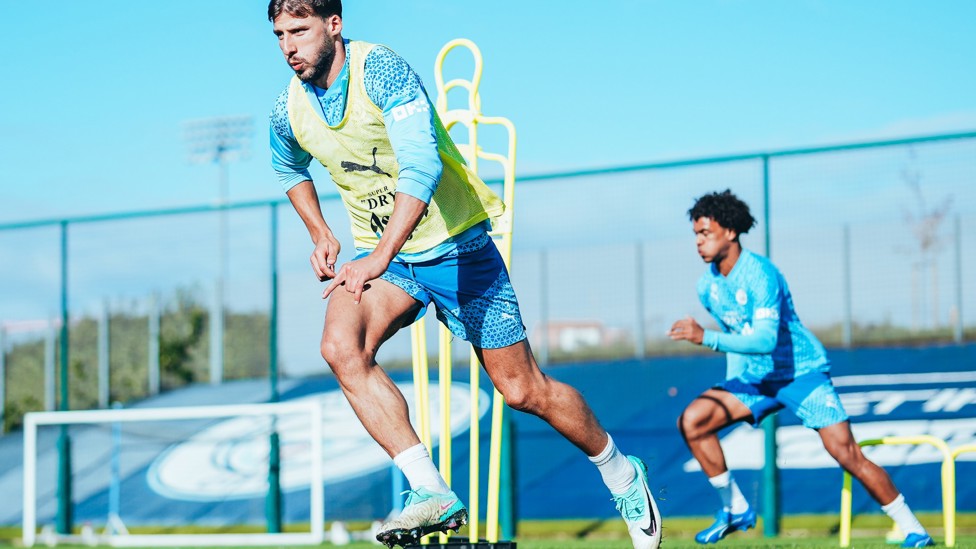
left=266, top=0, right=660, bottom=547
left=668, top=190, right=932, bottom=547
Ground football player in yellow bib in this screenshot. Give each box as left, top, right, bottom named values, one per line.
left=268, top=1, right=660, bottom=547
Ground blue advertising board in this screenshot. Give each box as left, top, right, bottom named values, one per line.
left=3, top=344, right=973, bottom=526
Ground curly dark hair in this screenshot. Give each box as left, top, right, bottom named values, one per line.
left=268, top=0, right=341, bottom=22
left=688, top=189, right=756, bottom=237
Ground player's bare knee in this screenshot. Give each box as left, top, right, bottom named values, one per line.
left=825, top=439, right=859, bottom=468
left=679, top=405, right=710, bottom=438
left=320, top=334, right=369, bottom=371
left=498, top=384, right=535, bottom=412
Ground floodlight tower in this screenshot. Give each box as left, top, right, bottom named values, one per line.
left=183, top=115, right=253, bottom=385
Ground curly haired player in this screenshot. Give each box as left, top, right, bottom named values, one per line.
left=669, top=190, right=932, bottom=547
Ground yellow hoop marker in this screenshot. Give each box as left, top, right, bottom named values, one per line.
left=947, top=443, right=976, bottom=546
left=433, top=38, right=518, bottom=545
left=839, top=435, right=954, bottom=547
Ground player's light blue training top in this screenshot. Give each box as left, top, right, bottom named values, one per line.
left=270, top=40, right=487, bottom=261
left=696, top=248, right=830, bottom=383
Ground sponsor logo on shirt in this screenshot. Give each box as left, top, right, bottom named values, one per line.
left=391, top=98, right=430, bottom=122
left=341, top=146, right=392, bottom=178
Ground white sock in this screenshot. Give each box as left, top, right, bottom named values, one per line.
left=708, top=471, right=750, bottom=514
left=882, top=494, right=926, bottom=536
left=588, top=434, right=637, bottom=494
left=393, top=443, right=450, bottom=494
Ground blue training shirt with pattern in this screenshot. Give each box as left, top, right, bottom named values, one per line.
left=696, top=249, right=830, bottom=383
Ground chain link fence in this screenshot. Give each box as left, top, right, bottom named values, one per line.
left=1, top=131, right=973, bottom=428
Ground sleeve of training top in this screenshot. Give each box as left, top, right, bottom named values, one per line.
left=269, top=87, right=314, bottom=192
left=702, top=319, right=777, bottom=354
left=702, top=267, right=781, bottom=354
left=363, top=46, right=442, bottom=204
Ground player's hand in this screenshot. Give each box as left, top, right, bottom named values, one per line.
left=322, top=253, right=390, bottom=304
left=310, top=234, right=341, bottom=281
left=668, top=316, right=704, bottom=345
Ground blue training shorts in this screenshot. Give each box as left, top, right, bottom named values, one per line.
left=716, top=372, right=849, bottom=429
left=365, top=233, right=527, bottom=349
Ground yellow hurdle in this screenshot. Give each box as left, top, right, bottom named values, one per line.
left=948, top=443, right=976, bottom=545
left=838, top=435, right=955, bottom=547
left=409, top=38, right=518, bottom=545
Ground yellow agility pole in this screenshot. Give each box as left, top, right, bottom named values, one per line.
left=838, top=435, right=954, bottom=547
left=409, top=320, right=432, bottom=546
left=437, top=324, right=453, bottom=544
left=434, top=38, right=518, bottom=545
left=410, top=321, right=431, bottom=452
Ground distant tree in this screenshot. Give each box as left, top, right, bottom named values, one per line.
left=898, top=148, right=953, bottom=331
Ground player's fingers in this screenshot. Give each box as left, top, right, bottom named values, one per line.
left=310, top=256, right=326, bottom=280
left=322, top=271, right=344, bottom=299
left=326, top=247, right=338, bottom=274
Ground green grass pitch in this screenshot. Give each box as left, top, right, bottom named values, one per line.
left=2, top=514, right=974, bottom=548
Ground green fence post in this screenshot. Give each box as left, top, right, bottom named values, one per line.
left=56, top=220, right=73, bottom=535
left=761, top=155, right=780, bottom=537
left=500, top=406, right=517, bottom=540
left=266, top=204, right=282, bottom=533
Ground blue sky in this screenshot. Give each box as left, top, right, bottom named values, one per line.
left=1, top=1, right=974, bottom=376
left=1, top=0, right=974, bottom=224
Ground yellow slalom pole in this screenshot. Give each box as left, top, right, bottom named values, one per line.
left=438, top=325, right=453, bottom=543
left=838, top=436, right=953, bottom=547
left=410, top=320, right=431, bottom=451
left=839, top=471, right=852, bottom=547
left=468, top=349, right=481, bottom=542
left=435, top=37, right=519, bottom=544
left=485, top=388, right=505, bottom=543
left=410, top=319, right=431, bottom=545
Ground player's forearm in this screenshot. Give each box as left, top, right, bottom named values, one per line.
left=703, top=319, right=778, bottom=354
left=286, top=180, right=335, bottom=243
left=371, top=192, right=428, bottom=263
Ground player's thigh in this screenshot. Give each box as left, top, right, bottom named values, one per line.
left=681, top=388, right=754, bottom=433
left=323, top=277, right=419, bottom=353
left=473, top=341, right=548, bottom=409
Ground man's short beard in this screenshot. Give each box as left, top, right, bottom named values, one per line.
left=297, top=44, right=335, bottom=84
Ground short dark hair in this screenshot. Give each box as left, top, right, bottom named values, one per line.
left=688, top=189, right=756, bottom=236
left=268, top=0, right=341, bottom=22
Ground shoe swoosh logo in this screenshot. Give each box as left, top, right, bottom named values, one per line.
left=638, top=479, right=658, bottom=536
left=440, top=502, right=454, bottom=511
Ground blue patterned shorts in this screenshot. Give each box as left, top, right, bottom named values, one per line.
left=373, top=233, right=527, bottom=349
left=717, top=372, right=849, bottom=429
